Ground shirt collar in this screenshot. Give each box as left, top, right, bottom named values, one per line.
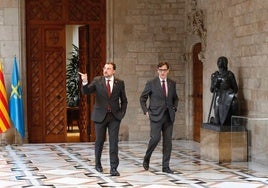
left=159, top=77, right=167, bottom=82
left=106, top=76, right=114, bottom=82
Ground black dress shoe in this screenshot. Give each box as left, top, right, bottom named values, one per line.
left=162, top=167, right=174, bottom=174
left=110, top=168, right=120, bottom=176
left=143, top=161, right=149, bottom=170
left=95, top=165, right=103, bottom=172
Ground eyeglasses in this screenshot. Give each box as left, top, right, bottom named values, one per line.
left=158, top=69, right=168, bottom=72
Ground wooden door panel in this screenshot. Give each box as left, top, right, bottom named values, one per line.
left=44, top=26, right=66, bottom=143
left=44, top=49, right=66, bottom=142
left=27, top=26, right=44, bottom=143
left=27, top=25, right=66, bottom=143
left=193, top=43, right=203, bottom=142
left=78, top=25, right=90, bottom=141
left=78, top=25, right=106, bottom=142
left=26, top=0, right=106, bottom=143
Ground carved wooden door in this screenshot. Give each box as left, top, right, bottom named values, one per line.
left=193, top=43, right=203, bottom=142
left=27, top=25, right=67, bottom=143
left=26, top=0, right=106, bottom=143
left=78, top=25, right=90, bottom=142
left=78, top=24, right=105, bottom=142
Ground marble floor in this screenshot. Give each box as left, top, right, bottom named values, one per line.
left=1, top=140, right=268, bottom=188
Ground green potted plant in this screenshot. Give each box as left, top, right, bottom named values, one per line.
left=66, top=44, right=79, bottom=107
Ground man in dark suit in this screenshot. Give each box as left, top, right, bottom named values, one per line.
left=79, top=62, right=128, bottom=176
left=140, top=62, right=178, bottom=174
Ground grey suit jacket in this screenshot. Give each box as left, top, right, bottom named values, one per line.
left=82, top=76, right=128, bottom=123
left=140, top=77, right=178, bottom=123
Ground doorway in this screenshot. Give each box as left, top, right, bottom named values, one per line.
left=26, top=0, right=106, bottom=143
left=193, top=43, right=203, bottom=142
left=66, top=25, right=80, bottom=142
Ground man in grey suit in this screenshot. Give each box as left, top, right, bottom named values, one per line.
left=140, top=62, right=178, bottom=174
left=79, top=62, right=128, bottom=176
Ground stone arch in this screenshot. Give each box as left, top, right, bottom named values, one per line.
left=184, top=37, right=202, bottom=140
left=184, top=0, right=207, bottom=140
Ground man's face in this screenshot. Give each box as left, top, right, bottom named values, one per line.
left=157, top=64, right=169, bottom=79
left=103, top=63, right=115, bottom=78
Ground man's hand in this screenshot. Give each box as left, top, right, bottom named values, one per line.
left=78, top=72, right=88, bottom=83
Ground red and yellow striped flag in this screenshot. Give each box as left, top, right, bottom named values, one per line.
left=0, top=61, right=11, bottom=133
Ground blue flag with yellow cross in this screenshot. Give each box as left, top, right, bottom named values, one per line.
left=9, top=57, right=25, bottom=138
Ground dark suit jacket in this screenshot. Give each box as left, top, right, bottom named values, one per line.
left=82, top=76, right=128, bottom=123
left=140, top=77, right=178, bottom=123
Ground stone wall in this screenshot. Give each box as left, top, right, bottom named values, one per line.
left=0, top=0, right=25, bottom=144
left=199, top=0, right=268, bottom=164
left=0, top=0, right=21, bottom=87
left=112, top=0, right=187, bottom=140
left=200, top=0, right=268, bottom=119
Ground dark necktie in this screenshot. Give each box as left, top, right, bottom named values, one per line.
left=106, top=80, right=111, bottom=97
left=162, top=80, right=166, bottom=97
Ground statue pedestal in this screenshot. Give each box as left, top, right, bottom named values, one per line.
left=201, top=123, right=248, bottom=163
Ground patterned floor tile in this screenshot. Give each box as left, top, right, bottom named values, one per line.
left=0, top=140, right=268, bottom=187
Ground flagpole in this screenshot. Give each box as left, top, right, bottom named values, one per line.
left=0, top=59, right=1, bottom=144
left=16, top=55, right=24, bottom=146
left=13, top=55, right=17, bottom=145
left=14, top=55, right=17, bottom=145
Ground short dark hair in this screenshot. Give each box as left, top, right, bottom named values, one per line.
left=106, top=62, right=116, bottom=70
left=157, top=62, right=169, bottom=69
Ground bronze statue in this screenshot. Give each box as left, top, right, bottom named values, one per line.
left=210, top=56, right=238, bottom=126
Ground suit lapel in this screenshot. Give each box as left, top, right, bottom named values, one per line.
left=166, top=78, right=173, bottom=98
left=101, top=77, right=106, bottom=89
left=154, top=78, right=163, bottom=96
left=166, top=79, right=170, bottom=98
left=111, top=79, right=118, bottom=96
